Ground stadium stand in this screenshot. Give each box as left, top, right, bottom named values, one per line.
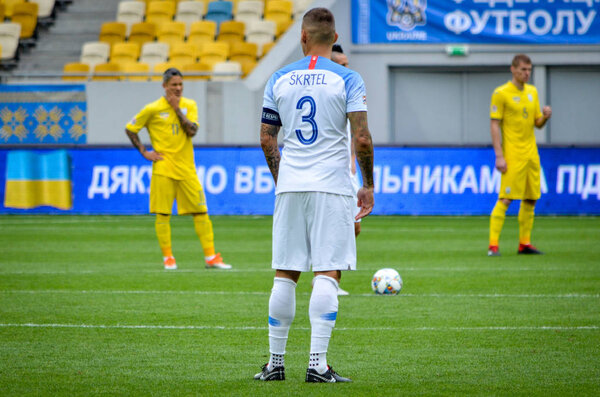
left=120, top=61, right=149, bottom=81
left=0, top=22, right=21, bottom=63
left=240, top=59, right=256, bottom=77
left=187, top=20, right=216, bottom=45
left=110, top=41, right=140, bottom=65
left=204, top=0, right=233, bottom=32
left=229, top=41, right=257, bottom=63
left=3, top=0, right=25, bottom=19
left=152, top=60, right=190, bottom=80
left=0, top=4, right=4, bottom=21
left=62, top=61, right=89, bottom=80
left=157, top=21, right=186, bottom=46
left=92, top=61, right=121, bottom=80
left=293, top=0, right=312, bottom=20
left=31, top=0, right=57, bottom=23
left=128, top=21, right=157, bottom=45
left=198, top=40, right=228, bottom=68
left=146, top=1, right=176, bottom=28
left=212, top=60, right=241, bottom=81
left=183, top=60, right=211, bottom=80
left=264, top=0, right=293, bottom=37
left=116, top=1, right=145, bottom=35
left=80, top=41, right=110, bottom=68
left=11, top=1, right=39, bottom=43
left=216, top=20, right=245, bottom=44
left=98, top=21, right=127, bottom=46
left=169, top=41, right=197, bottom=65
left=245, top=19, right=275, bottom=56
left=139, top=41, right=169, bottom=68
left=175, top=1, right=204, bottom=36
left=234, top=1, right=263, bottom=26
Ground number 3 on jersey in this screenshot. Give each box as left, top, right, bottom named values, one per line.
left=295, top=96, right=318, bottom=145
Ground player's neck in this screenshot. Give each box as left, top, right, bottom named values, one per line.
left=304, top=44, right=333, bottom=59
left=511, top=78, right=525, bottom=91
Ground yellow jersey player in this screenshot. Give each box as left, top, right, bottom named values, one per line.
left=488, top=54, right=552, bottom=256
left=125, top=68, right=232, bottom=270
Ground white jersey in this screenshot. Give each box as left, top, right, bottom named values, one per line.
left=262, top=55, right=368, bottom=196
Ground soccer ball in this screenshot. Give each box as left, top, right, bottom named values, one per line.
left=371, top=268, right=403, bottom=295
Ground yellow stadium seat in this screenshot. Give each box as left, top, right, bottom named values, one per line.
left=3, top=0, right=25, bottom=18
left=121, top=61, right=150, bottom=81
left=198, top=41, right=228, bottom=68
left=11, top=2, right=38, bottom=40
left=241, top=60, right=256, bottom=78
left=0, top=4, right=5, bottom=21
left=157, top=21, right=186, bottom=46
left=216, top=20, right=244, bottom=44
left=128, top=22, right=157, bottom=46
left=99, top=21, right=127, bottom=46
left=265, top=0, right=293, bottom=37
left=93, top=62, right=122, bottom=81
left=111, top=41, right=141, bottom=64
left=146, top=1, right=176, bottom=28
left=62, top=62, right=90, bottom=81
left=183, top=61, right=211, bottom=80
left=228, top=41, right=257, bottom=64
left=188, top=20, right=216, bottom=44
left=169, top=42, right=197, bottom=64
left=261, top=40, right=275, bottom=56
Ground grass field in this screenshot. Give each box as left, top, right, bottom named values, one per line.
left=0, top=215, right=599, bottom=396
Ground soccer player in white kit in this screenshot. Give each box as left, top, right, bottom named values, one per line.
left=254, top=8, right=375, bottom=383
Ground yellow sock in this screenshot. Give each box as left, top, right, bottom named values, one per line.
left=193, top=213, right=215, bottom=258
left=155, top=214, right=173, bottom=257
left=518, top=201, right=535, bottom=245
left=489, top=200, right=508, bottom=246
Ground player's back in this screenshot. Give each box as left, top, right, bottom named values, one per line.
left=263, top=55, right=367, bottom=196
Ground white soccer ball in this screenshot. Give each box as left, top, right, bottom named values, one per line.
left=371, top=268, right=403, bottom=295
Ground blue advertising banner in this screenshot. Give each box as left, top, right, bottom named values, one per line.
left=0, top=85, right=87, bottom=144
left=0, top=147, right=599, bottom=215
left=352, top=0, right=600, bottom=44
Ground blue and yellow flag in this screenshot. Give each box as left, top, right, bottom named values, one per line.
left=4, top=150, right=72, bottom=210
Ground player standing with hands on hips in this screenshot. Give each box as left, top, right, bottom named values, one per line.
left=125, top=68, right=232, bottom=270
left=255, top=8, right=374, bottom=383
left=488, top=54, right=552, bottom=256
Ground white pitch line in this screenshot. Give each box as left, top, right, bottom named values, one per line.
left=0, top=323, right=597, bottom=332
left=0, top=290, right=598, bottom=298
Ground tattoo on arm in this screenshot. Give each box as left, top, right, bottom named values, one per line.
left=260, top=123, right=281, bottom=184
left=126, top=129, right=146, bottom=154
left=175, top=108, right=198, bottom=137
left=348, top=112, right=374, bottom=189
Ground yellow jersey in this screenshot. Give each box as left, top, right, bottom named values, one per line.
left=126, top=96, right=198, bottom=180
left=490, top=81, right=542, bottom=160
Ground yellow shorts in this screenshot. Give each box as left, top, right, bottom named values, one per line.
left=499, top=157, right=541, bottom=200
left=150, top=174, right=208, bottom=215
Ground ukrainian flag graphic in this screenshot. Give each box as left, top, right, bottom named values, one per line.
left=4, top=150, right=72, bottom=210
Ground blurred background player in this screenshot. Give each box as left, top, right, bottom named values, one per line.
left=255, top=8, right=374, bottom=383
left=331, top=43, right=358, bottom=296
left=488, top=54, right=552, bottom=256
left=125, top=68, right=232, bottom=270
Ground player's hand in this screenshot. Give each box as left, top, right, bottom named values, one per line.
left=495, top=156, right=507, bottom=174
left=143, top=151, right=163, bottom=162
left=355, top=187, right=374, bottom=221
left=166, top=92, right=180, bottom=111
left=542, top=106, right=552, bottom=120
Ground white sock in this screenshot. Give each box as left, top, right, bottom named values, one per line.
left=309, top=275, right=339, bottom=374
left=268, top=277, right=296, bottom=370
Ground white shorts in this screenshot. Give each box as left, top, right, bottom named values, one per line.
left=272, top=192, right=356, bottom=272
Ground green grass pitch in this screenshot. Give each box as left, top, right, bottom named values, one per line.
left=0, top=215, right=599, bottom=396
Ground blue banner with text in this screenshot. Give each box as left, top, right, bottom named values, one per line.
left=0, top=147, right=599, bottom=215
left=352, top=0, right=600, bottom=44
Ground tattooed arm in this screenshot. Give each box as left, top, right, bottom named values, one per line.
left=125, top=129, right=163, bottom=162
left=348, top=111, right=374, bottom=220
left=165, top=93, right=198, bottom=137
left=260, top=123, right=281, bottom=185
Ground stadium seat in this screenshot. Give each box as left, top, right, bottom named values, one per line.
left=169, top=42, right=197, bottom=65
left=175, top=1, right=204, bottom=36
left=187, top=20, right=216, bottom=45
left=211, top=60, right=241, bottom=81
left=62, top=62, right=90, bottom=81
left=80, top=41, right=110, bottom=68
left=30, top=0, right=57, bottom=20
left=93, top=62, right=121, bottom=81
left=240, top=60, right=256, bottom=78
left=204, top=0, right=233, bottom=32
left=293, top=0, right=313, bottom=20
left=117, top=1, right=146, bottom=35
left=146, top=1, right=176, bottom=28
left=234, top=1, right=263, bottom=26
left=245, top=19, right=275, bottom=56
left=216, top=20, right=245, bottom=44
left=198, top=41, right=228, bottom=68
left=110, top=41, right=141, bottom=65
left=139, top=41, right=169, bottom=68
left=98, top=21, right=127, bottom=46
left=128, top=22, right=157, bottom=45
left=183, top=61, right=211, bottom=80
left=228, top=41, right=257, bottom=65
left=261, top=40, right=274, bottom=56
left=11, top=2, right=39, bottom=41
left=121, top=61, right=150, bottom=81
left=264, top=0, right=293, bottom=37
left=0, top=4, right=4, bottom=21
left=157, top=21, right=186, bottom=46
left=3, top=0, right=25, bottom=19
left=152, top=60, right=190, bottom=80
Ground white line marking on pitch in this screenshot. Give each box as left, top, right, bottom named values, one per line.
left=0, top=323, right=597, bottom=331
left=0, top=290, right=597, bottom=298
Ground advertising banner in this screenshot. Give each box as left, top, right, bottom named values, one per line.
left=0, top=147, right=599, bottom=215
left=352, top=0, right=600, bottom=44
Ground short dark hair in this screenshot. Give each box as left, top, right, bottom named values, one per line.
left=163, top=67, right=182, bottom=84
left=332, top=44, right=343, bottom=53
left=302, top=8, right=336, bottom=45
left=512, top=54, right=532, bottom=67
